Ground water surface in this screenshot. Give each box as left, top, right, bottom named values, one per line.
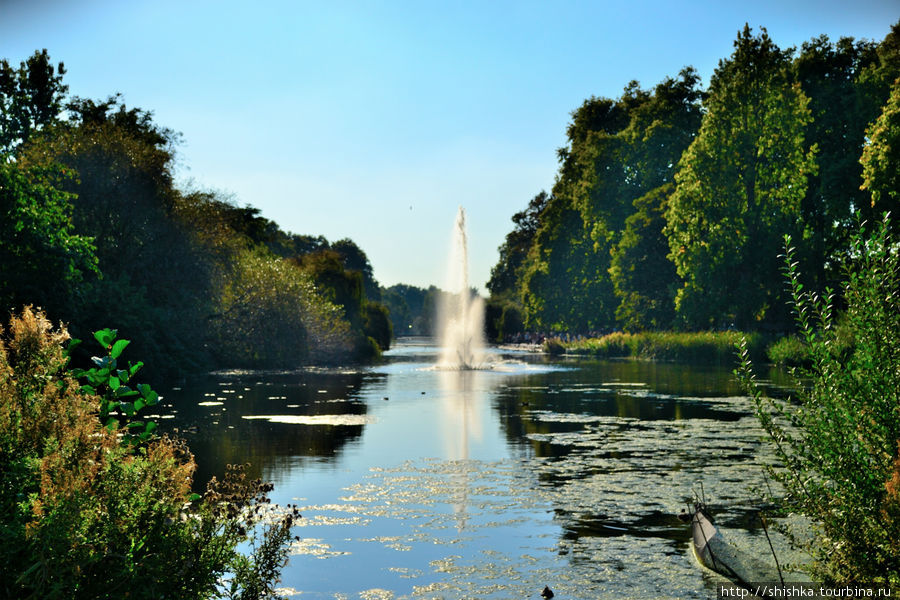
left=161, top=338, right=794, bottom=599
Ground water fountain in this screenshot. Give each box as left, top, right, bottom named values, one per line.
left=437, top=206, right=487, bottom=369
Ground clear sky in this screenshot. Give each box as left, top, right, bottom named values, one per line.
left=2, top=0, right=898, bottom=292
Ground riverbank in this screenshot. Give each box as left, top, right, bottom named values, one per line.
left=543, top=330, right=773, bottom=365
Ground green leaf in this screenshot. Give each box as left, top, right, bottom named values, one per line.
left=65, top=338, right=82, bottom=357
left=110, top=339, right=130, bottom=359
left=104, top=416, right=118, bottom=430
left=109, top=376, right=120, bottom=390
left=134, top=398, right=146, bottom=412
left=145, top=421, right=157, bottom=435
left=93, top=328, right=116, bottom=348
left=121, top=402, right=135, bottom=417
left=129, top=361, right=143, bottom=377
left=188, top=493, right=201, bottom=502
left=138, top=384, right=159, bottom=405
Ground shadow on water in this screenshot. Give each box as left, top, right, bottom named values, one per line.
left=159, top=369, right=382, bottom=487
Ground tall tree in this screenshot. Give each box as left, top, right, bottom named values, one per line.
left=519, top=193, right=614, bottom=332
left=860, top=76, right=900, bottom=219
left=18, top=97, right=215, bottom=376
left=486, top=190, right=549, bottom=299
left=517, top=92, right=634, bottom=332
left=665, top=26, right=816, bottom=329
left=609, top=184, right=679, bottom=331
left=605, top=70, right=702, bottom=328
left=0, top=49, right=67, bottom=154
left=331, top=238, right=381, bottom=302
left=792, top=34, right=882, bottom=288
left=0, top=162, right=97, bottom=316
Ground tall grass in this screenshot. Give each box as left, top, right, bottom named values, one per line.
left=553, top=330, right=769, bottom=364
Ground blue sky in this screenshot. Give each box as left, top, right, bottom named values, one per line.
left=2, top=1, right=898, bottom=292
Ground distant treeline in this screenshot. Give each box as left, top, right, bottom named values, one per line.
left=487, top=24, right=900, bottom=339
left=0, top=50, right=402, bottom=380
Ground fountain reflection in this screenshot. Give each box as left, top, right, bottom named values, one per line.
left=438, top=369, right=488, bottom=532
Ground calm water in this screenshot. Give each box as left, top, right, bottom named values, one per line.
left=159, top=338, right=795, bottom=599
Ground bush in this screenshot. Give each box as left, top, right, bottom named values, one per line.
left=363, top=302, right=392, bottom=351
left=561, top=330, right=768, bottom=364
left=0, top=307, right=296, bottom=599
left=738, top=215, right=900, bottom=584
left=765, top=334, right=809, bottom=367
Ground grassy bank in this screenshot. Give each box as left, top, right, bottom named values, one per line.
left=546, top=330, right=771, bottom=364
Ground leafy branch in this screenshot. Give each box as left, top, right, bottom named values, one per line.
left=66, top=328, right=159, bottom=444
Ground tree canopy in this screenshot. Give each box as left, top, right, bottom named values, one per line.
left=488, top=21, right=900, bottom=338
left=0, top=49, right=394, bottom=379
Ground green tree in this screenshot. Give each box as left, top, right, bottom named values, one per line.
left=792, top=35, right=881, bottom=288
left=514, top=70, right=702, bottom=333
left=383, top=284, right=431, bottom=335
left=382, top=288, right=412, bottom=335
left=666, top=25, right=816, bottom=329
left=609, top=183, right=679, bottom=331
left=487, top=191, right=549, bottom=299
left=604, top=71, right=702, bottom=329
left=860, top=76, right=900, bottom=218
left=18, top=97, right=216, bottom=378
left=519, top=193, right=614, bottom=332
left=0, top=49, right=67, bottom=154
left=331, top=238, right=382, bottom=302
left=213, top=248, right=353, bottom=366
left=517, top=90, right=634, bottom=332
left=0, top=162, right=97, bottom=316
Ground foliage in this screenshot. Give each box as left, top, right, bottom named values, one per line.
left=500, top=70, right=701, bottom=333
left=666, top=25, right=816, bottom=330
left=609, top=183, right=679, bottom=331
left=737, top=216, right=900, bottom=583
left=487, top=191, right=549, bottom=298
left=0, top=307, right=295, bottom=599
left=331, top=238, right=381, bottom=302
left=382, top=287, right=413, bottom=335
left=861, top=77, right=900, bottom=221
left=764, top=335, right=810, bottom=367
left=558, top=330, right=767, bottom=364
left=212, top=248, right=353, bottom=367
left=485, top=298, right=525, bottom=342
left=792, top=34, right=883, bottom=289
left=0, top=49, right=67, bottom=154
left=17, top=95, right=216, bottom=380
left=67, top=328, right=160, bottom=444
left=0, top=161, right=98, bottom=318
left=0, top=48, right=394, bottom=377
left=519, top=192, right=614, bottom=331
left=363, top=302, right=392, bottom=351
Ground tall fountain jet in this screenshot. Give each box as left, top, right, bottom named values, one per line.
left=438, top=206, right=487, bottom=369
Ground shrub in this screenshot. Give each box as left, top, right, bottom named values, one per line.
left=738, top=215, right=900, bottom=584
left=765, top=334, right=809, bottom=367
left=0, top=307, right=296, bottom=599
left=560, top=330, right=767, bottom=364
